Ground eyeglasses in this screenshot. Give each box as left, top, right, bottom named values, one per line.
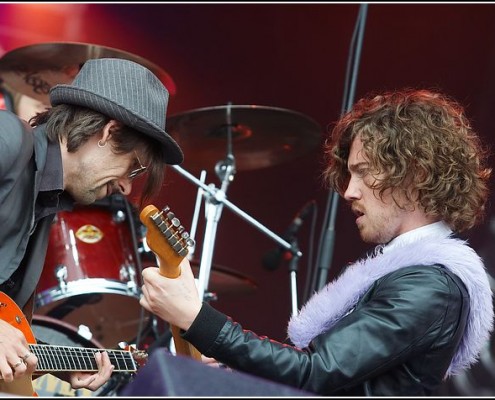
left=128, top=152, right=148, bottom=180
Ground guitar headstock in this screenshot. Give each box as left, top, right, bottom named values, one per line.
left=125, top=345, right=149, bottom=369
left=140, top=205, right=195, bottom=274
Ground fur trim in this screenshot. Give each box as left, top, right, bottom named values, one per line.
left=287, top=237, right=493, bottom=376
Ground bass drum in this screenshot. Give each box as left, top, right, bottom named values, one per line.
left=31, top=315, right=102, bottom=397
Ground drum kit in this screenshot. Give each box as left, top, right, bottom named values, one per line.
left=0, top=42, right=323, bottom=395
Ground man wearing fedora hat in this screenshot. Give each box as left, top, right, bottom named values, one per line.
left=0, top=58, right=183, bottom=393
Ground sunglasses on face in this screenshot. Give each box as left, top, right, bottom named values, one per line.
left=128, top=152, right=147, bottom=180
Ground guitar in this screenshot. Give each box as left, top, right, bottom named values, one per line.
left=0, top=291, right=146, bottom=396
left=139, top=204, right=202, bottom=361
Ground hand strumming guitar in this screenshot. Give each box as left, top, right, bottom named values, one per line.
left=0, top=319, right=37, bottom=382
left=0, top=294, right=115, bottom=394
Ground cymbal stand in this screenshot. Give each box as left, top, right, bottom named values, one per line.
left=173, top=102, right=303, bottom=311
left=172, top=164, right=303, bottom=300
left=195, top=103, right=236, bottom=301
left=186, top=169, right=207, bottom=261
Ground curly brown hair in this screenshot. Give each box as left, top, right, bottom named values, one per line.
left=323, top=88, right=491, bottom=233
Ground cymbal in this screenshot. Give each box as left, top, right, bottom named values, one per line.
left=0, top=41, right=176, bottom=104
left=190, top=260, right=257, bottom=295
left=166, top=104, right=323, bottom=171
left=141, top=258, right=257, bottom=295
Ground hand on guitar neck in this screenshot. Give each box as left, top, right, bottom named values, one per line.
left=139, top=205, right=203, bottom=361
left=141, top=261, right=202, bottom=331
left=0, top=291, right=138, bottom=396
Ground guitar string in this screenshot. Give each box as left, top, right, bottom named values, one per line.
left=29, top=344, right=139, bottom=372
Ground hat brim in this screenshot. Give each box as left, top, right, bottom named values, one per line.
left=50, top=85, right=184, bottom=165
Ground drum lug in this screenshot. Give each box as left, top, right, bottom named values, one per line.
left=77, top=324, right=94, bottom=341
left=120, top=263, right=138, bottom=295
left=113, top=210, right=126, bottom=223
left=54, top=264, right=68, bottom=293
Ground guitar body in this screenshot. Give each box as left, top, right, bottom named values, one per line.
left=140, top=205, right=202, bottom=361
left=0, top=291, right=37, bottom=396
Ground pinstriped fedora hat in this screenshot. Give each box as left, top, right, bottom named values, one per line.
left=49, top=58, right=183, bottom=164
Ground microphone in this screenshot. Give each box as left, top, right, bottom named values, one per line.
left=262, top=201, right=315, bottom=271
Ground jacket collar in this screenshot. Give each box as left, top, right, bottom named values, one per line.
left=288, top=232, right=493, bottom=376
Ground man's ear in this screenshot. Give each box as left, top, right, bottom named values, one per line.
left=101, top=119, right=122, bottom=144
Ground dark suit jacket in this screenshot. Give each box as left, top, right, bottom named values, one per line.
left=0, top=110, right=53, bottom=309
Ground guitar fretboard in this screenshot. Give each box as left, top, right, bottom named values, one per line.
left=29, top=344, right=137, bottom=372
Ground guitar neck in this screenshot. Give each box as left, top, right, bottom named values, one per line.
left=29, top=344, right=137, bottom=373
left=155, top=253, right=203, bottom=360
left=140, top=205, right=202, bottom=361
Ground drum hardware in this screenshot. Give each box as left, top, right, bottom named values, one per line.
left=167, top=103, right=320, bottom=313
left=76, top=324, right=94, bottom=342
left=203, top=292, right=218, bottom=302
left=54, top=264, right=68, bottom=294
left=186, top=169, right=207, bottom=261
left=113, top=209, right=127, bottom=223
left=0, top=41, right=176, bottom=105
left=44, top=293, right=103, bottom=320
left=175, top=163, right=302, bottom=310
left=120, top=261, right=139, bottom=291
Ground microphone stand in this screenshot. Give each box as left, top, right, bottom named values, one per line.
left=287, top=238, right=301, bottom=316
left=194, top=103, right=235, bottom=301
left=311, top=4, right=368, bottom=295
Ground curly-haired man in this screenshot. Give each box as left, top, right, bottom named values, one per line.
left=140, top=88, right=493, bottom=396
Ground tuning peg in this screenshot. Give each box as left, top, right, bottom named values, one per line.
left=181, top=231, right=195, bottom=248
left=167, top=213, right=180, bottom=227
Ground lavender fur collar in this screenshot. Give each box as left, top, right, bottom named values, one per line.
left=288, top=236, right=494, bottom=376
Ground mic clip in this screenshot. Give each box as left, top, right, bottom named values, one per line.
left=286, top=239, right=302, bottom=272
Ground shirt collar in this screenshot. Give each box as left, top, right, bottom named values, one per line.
left=35, top=137, right=74, bottom=220
left=382, top=221, right=453, bottom=254
left=39, top=139, right=64, bottom=193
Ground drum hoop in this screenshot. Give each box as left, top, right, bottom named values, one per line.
left=32, top=314, right=104, bottom=349
left=35, top=278, right=141, bottom=307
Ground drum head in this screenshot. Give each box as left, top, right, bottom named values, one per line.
left=35, top=292, right=150, bottom=349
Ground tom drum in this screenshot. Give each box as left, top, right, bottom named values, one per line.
left=35, top=205, right=149, bottom=348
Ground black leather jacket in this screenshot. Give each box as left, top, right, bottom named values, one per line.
left=183, top=265, right=469, bottom=396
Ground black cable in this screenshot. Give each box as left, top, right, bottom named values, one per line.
left=305, top=4, right=369, bottom=302
left=96, top=373, right=133, bottom=397
left=122, top=195, right=150, bottom=349
left=301, top=201, right=318, bottom=305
